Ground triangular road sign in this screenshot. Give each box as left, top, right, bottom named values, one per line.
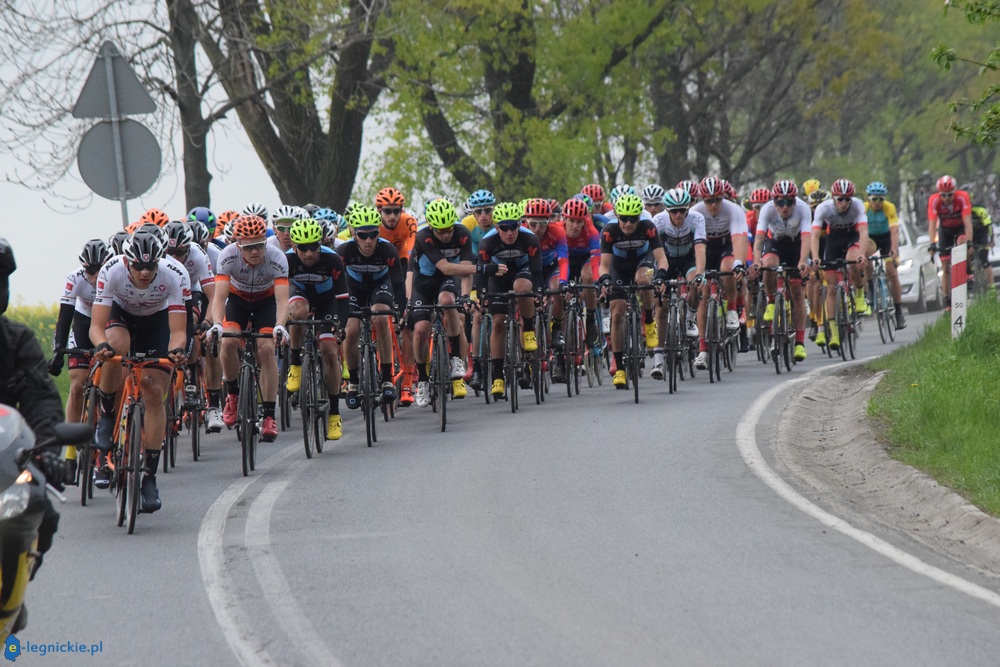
left=72, top=41, right=156, bottom=119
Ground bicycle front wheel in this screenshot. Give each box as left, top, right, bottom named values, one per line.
left=628, top=307, right=641, bottom=403
left=239, top=364, right=255, bottom=476
left=435, top=331, right=449, bottom=432
left=126, top=404, right=143, bottom=535
left=80, top=385, right=98, bottom=506
left=301, top=352, right=315, bottom=459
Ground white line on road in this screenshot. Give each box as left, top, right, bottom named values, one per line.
left=736, top=364, right=1000, bottom=610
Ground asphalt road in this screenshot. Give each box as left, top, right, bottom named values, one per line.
left=24, top=309, right=1000, bottom=666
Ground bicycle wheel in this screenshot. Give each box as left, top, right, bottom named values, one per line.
left=628, top=307, right=641, bottom=404
left=773, top=292, right=785, bottom=375
left=80, top=385, right=98, bottom=506
left=846, top=293, right=858, bottom=360
left=125, top=404, right=143, bottom=535
left=278, top=344, right=291, bottom=431
left=753, top=294, right=768, bottom=364
left=438, top=332, right=449, bottom=432
left=163, top=383, right=178, bottom=473
left=564, top=309, right=576, bottom=398
left=360, top=338, right=376, bottom=447
left=706, top=299, right=718, bottom=383
left=835, top=285, right=849, bottom=361
left=301, top=351, right=315, bottom=459
left=874, top=275, right=888, bottom=344
left=506, top=316, right=519, bottom=414
left=239, top=364, right=254, bottom=476
left=313, top=356, right=327, bottom=454
left=115, top=416, right=126, bottom=527
left=885, top=280, right=897, bottom=343
left=666, top=302, right=679, bottom=394
left=190, top=400, right=201, bottom=463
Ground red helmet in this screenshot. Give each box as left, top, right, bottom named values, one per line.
left=581, top=183, right=605, bottom=203
left=936, top=175, right=957, bottom=193
left=524, top=198, right=553, bottom=219
left=830, top=179, right=855, bottom=198
left=771, top=180, right=798, bottom=199
left=750, top=187, right=772, bottom=205
left=138, top=208, right=169, bottom=228
left=698, top=177, right=725, bottom=199
left=561, top=198, right=589, bottom=220
left=721, top=180, right=737, bottom=200
left=233, top=214, right=268, bottom=240
left=375, top=187, right=405, bottom=208
left=675, top=180, right=697, bottom=197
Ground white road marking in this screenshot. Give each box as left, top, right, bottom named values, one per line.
left=736, top=364, right=1000, bottom=609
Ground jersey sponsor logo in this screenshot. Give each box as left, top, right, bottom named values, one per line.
left=614, top=239, right=649, bottom=250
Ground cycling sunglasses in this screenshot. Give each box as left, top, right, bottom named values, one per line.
left=380, top=207, right=402, bottom=215
left=497, top=223, right=520, bottom=232
left=472, top=207, right=494, bottom=216
left=274, top=224, right=293, bottom=233
left=668, top=208, right=688, bottom=215
left=238, top=241, right=267, bottom=251
left=703, top=197, right=723, bottom=205
left=296, top=242, right=321, bottom=252
left=355, top=230, right=380, bottom=240
left=618, top=215, right=640, bottom=223
left=130, top=260, right=158, bottom=272
left=774, top=198, right=796, bottom=207
left=835, top=196, right=852, bottom=203
left=868, top=197, right=884, bottom=202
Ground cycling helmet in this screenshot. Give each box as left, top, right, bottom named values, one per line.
left=675, top=180, right=697, bottom=197
left=241, top=202, right=269, bottom=220
left=866, top=181, right=888, bottom=196
left=614, top=193, right=644, bottom=217
left=749, top=187, right=772, bottom=205
left=313, top=208, right=340, bottom=226
left=232, top=214, right=268, bottom=240
left=582, top=183, right=606, bottom=203
left=547, top=198, right=562, bottom=217
left=217, top=209, right=239, bottom=228
left=466, top=189, right=496, bottom=210
left=425, top=199, right=458, bottom=229
left=936, top=175, right=957, bottom=193
left=222, top=219, right=238, bottom=243
left=289, top=218, right=323, bottom=245
left=319, top=218, right=337, bottom=244
left=609, top=184, right=636, bottom=203
left=698, top=177, right=725, bottom=199
left=771, top=179, right=798, bottom=199
left=561, top=198, right=590, bottom=220
left=830, top=178, right=855, bottom=198
left=572, top=193, right=594, bottom=212
left=524, top=198, right=553, bottom=219
left=188, top=221, right=210, bottom=247
left=163, top=220, right=194, bottom=250
left=124, top=230, right=165, bottom=264
left=517, top=198, right=530, bottom=218
left=138, top=208, right=169, bottom=228
left=187, top=206, right=216, bottom=230
left=808, top=189, right=831, bottom=206
left=641, top=184, right=666, bottom=205
left=79, top=239, right=111, bottom=269
left=138, top=223, right=167, bottom=244
left=375, top=187, right=405, bottom=208
left=301, top=203, right=321, bottom=215
left=722, top=180, right=737, bottom=200
left=108, top=230, right=131, bottom=255
left=493, top=202, right=522, bottom=224
left=802, top=179, right=821, bottom=196
left=271, top=204, right=306, bottom=223
left=663, top=188, right=692, bottom=208
left=348, top=204, right=382, bottom=229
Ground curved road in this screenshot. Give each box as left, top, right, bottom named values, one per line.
left=27, top=311, right=1000, bottom=665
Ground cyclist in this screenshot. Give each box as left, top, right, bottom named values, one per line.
left=375, top=187, right=418, bottom=405
left=642, top=184, right=667, bottom=220
left=90, top=231, right=189, bottom=512
left=864, top=182, right=906, bottom=330
left=597, top=193, right=670, bottom=387
left=583, top=183, right=613, bottom=216
left=927, top=175, right=973, bottom=309
left=268, top=205, right=307, bottom=252
left=187, top=207, right=217, bottom=240
left=284, top=219, right=351, bottom=440
left=108, top=229, right=131, bottom=256
left=812, top=178, right=869, bottom=351
left=313, top=208, right=342, bottom=250
left=408, top=199, right=476, bottom=406
left=475, top=202, right=539, bottom=398
left=521, top=199, right=571, bottom=381
left=461, top=190, right=496, bottom=390
left=690, top=176, right=749, bottom=367
left=750, top=180, right=812, bottom=362
left=650, top=188, right=706, bottom=378
left=138, top=208, right=170, bottom=228
left=209, top=215, right=289, bottom=442
left=801, top=179, right=822, bottom=198
left=338, top=205, right=406, bottom=409
left=806, top=188, right=832, bottom=344
left=966, top=188, right=994, bottom=290
left=562, top=197, right=602, bottom=346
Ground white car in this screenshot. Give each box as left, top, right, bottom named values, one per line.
left=896, top=220, right=944, bottom=314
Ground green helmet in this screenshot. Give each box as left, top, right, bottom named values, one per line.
left=425, top=199, right=458, bottom=229
left=517, top=198, right=530, bottom=218
left=493, top=202, right=522, bottom=224
left=289, top=218, right=323, bottom=245
left=348, top=204, right=382, bottom=229
left=614, top=193, right=644, bottom=217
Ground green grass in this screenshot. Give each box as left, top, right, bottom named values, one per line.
left=868, top=297, right=1000, bottom=515
left=5, top=302, right=70, bottom=403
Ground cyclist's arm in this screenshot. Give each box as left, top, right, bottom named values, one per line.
left=927, top=198, right=938, bottom=244
left=211, top=277, right=230, bottom=327
left=652, top=246, right=669, bottom=272
left=695, top=242, right=706, bottom=276
left=798, top=231, right=812, bottom=267
left=964, top=211, right=973, bottom=243
left=168, top=310, right=187, bottom=353
left=731, top=233, right=748, bottom=267
left=274, top=280, right=289, bottom=328
left=201, top=282, right=216, bottom=322
left=856, top=223, right=869, bottom=259
left=752, top=233, right=764, bottom=265
left=52, top=302, right=76, bottom=352
left=89, top=303, right=111, bottom=350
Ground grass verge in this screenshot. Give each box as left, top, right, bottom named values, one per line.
left=868, top=297, right=1000, bottom=515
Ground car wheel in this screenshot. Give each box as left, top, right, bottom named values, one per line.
left=908, top=272, right=927, bottom=314
left=927, top=272, right=945, bottom=311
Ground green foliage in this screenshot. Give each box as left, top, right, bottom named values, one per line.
left=5, top=303, right=69, bottom=402
left=868, top=297, right=1000, bottom=514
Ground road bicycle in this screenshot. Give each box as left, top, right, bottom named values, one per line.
left=484, top=291, right=535, bottom=413
left=868, top=254, right=896, bottom=344
left=288, top=318, right=335, bottom=458
left=560, top=282, right=599, bottom=396
left=759, top=265, right=797, bottom=374
left=606, top=282, right=659, bottom=404
left=214, top=331, right=271, bottom=475
left=54, top=347, right=100, bottom=506
left=352, top=306, right=385, bottom=447
left=423, top=303, right=466, bottom=432
left=702, top=270, right=738, bottom=383
left=823, top=259, right=864, bottom=361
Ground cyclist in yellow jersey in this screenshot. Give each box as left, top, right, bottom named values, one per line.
left=863, top=182, right=905, bottom=329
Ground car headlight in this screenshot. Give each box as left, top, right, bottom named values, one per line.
left=897, top=258, right=913, bottom=272
left=0, top=475, right=32, bottom=520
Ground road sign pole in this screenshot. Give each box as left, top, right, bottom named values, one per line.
left=102, top=43, right=131, bottom=228
left=951, top=243, right=967, bottom=339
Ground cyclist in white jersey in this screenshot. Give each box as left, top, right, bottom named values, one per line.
left=90, top=231, right=189, bottom=513
left=267, top=205, right=305, bottom=252
left=208, top=215, right=289, bottom=442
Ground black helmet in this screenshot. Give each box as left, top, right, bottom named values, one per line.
left=163, top=221, right=194, bottom=251
left=79, top=239, right=111, bottom=270
left=124, top=231, right=165, bottom=264
left=108, top=230, right=131, bottom=255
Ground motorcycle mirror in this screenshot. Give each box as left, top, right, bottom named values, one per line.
left=52, top=422, right=95, bottom=447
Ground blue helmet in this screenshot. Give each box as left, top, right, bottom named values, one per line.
left=187, top=206, right=216, bottom=230
left=313, top=207, right=341, bottom=226
left=865, top=181, right=888, bottom=196
left=466, top=189, right=496, bottom=210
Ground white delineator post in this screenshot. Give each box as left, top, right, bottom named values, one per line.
left=951, top=243, right=967, bottom=339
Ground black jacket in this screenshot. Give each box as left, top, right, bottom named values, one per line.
left=0, top=316, right=64, bottom=443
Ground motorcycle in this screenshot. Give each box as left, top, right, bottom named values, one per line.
left=0, top=405, right=91, bottom=639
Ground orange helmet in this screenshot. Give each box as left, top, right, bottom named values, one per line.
left=581, top=183, right=605, bottom=203
left=215, top=210, right=239, bottom=238
left=125, top=221, right=143, bottom=235
left=232, top=214, right=267, bottom=240
left=138, top=208, right=169, bottom=228
left=561, top=198, right=590, bottom=220
left=524, top=198, right=553, bottom=219
left=375, top=187, right=405, bottom=208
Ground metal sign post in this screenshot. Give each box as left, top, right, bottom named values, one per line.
left=951, top=243, right=967, bottom=339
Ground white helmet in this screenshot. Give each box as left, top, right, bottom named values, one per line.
left=270, top=204, right=306, bottom=223
left=641, top=184, right=666, bottom=205
left=242, top=202, right=269, bottom=220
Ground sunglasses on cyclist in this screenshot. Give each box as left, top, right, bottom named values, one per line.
left=380, top=207, right=402, bottom=215
left=167, top=246, right=190, bottom=256
left=296, top=242, right=321, bottom=252
left=775, top=198, right=796, bottom=207
left=130, top=260, right=158, bottom=272
left=868, top=197, right=884, bottom=202
left=525, top=217, right=549, bottom=226
left=835, top=196, right=852, bottom=203
left=85, top=265, right=102, bottom=275
left=618, top=215, right=640, bottom=224
left=274, top=224, right=293, bottom=233
left=355, top=230, right=380, bottom=240
left=238, top=241, right=267, bottom=251
left=940, top=192, right=954, bottom=198
left=497, top=223, right=520, bottom=232
left=668, top=208, right=688, bottom=215
left=472, top=207, right=494, bottom=216
left=703, top=197, right=723, bottom=205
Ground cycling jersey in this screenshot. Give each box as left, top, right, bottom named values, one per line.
left=600, top=219, right=662, bottom=263
left=94, top=256, right=189, bottom=317
left=178, top=243, right=215, bottom=293
left=60, top=267, right=97, bottom=317
left=475, top=227, right=543, bottom=293
left=205, top=242, right=221, bottom=273
left=379, top=211, right=418, bottom=260
left=864, top=200, right=898, bottom=236
left=928, top=190, right=972, bottom=229
left=215, top=242, right=289, bottom=301
left=462, top=214, right=493, bottom=256
left=757, top=199, right=813, bottom=240
left=411, top=225, right=474, bottom=278
left=690, top=199, right=749, bottom=240
left=565, top=219, right=601, bottom=278
left=651, top=210, right=706, bottom=258
left=286, top=246, right=350, bottom=300
left=532, top=221, right=569, bottom=283
left=812, top=198, right=867, bottom=234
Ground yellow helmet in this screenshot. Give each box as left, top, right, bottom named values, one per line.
left=802, top=179, right=821, bottom=196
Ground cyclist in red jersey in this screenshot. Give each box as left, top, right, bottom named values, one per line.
left=927, top=174, right=973, bottom=308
